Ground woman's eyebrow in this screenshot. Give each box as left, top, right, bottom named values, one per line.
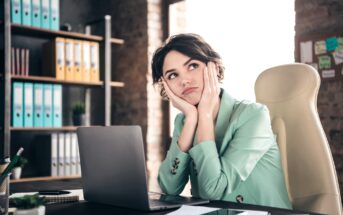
left=163, top=58, right=193, bottom=76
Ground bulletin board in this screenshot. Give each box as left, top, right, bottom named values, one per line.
left=296, top=33, right=343, bottom=81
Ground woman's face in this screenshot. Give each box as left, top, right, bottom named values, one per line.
left=162, top=50, right=206, bottom=105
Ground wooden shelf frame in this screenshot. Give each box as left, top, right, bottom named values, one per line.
left=10, top=175, right=81, bottom=183
left=10, top=126, right=78, bottom=132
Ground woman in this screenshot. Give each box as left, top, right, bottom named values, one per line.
left=151, top=33, right=292, bottom=209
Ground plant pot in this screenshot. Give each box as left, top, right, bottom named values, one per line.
left=13, top=205, right=45, bottom=215
left=73, top=114, right=86, bottom=126
left=11, top=167, right=22, bottom=180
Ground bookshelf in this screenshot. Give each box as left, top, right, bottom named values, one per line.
left=0, top=0, right=125, bottom=190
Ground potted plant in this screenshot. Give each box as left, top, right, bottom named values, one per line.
left=11, top=194, right=46, bottom=215
left=72, top=101, right=86, bottom=126
left=11, top=157, right=28, bottom=180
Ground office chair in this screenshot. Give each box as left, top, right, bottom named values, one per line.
left=254, top=63, right=342, bottom=215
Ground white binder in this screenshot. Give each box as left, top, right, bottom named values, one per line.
left=51, top=133, right=58, bottom=176
left=57, top=132, right=65, bottom=176
left=70, top=133, right=78, bottom=175
left=64, top=132, right=71, bottom=176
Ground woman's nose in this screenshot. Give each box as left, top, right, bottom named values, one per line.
left=181, top=77, right=191, bottom=87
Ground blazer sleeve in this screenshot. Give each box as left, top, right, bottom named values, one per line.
left=188, top=104, right=275, bottom=199
left=158, top=114, right=191, bottom=195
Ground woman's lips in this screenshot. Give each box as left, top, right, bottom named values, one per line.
left=182, top=87, right=197, bottom=95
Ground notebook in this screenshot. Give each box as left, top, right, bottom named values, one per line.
left=77, top=126, right=209, bottom=211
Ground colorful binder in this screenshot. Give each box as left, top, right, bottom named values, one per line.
left=65, top=39, right=75, bottom=81
left=82, top=41, right=91, bottom=82
left=43, top=84, right=53, bottom=127
left=12, top=82, right=24, bottom=127
left=90, top=42, right=99, bottom=82
left=23, top=82, right=33, bottom=127
left=21, top=0, right=31, bottom=26
left=11, top=0, right=22, bottom=24
left=41, top=0, right=50, bottom=29
left=42, top=37, right=65, bottom=80
left=51, top=133, right=58, bottom=176
left=49, top=0, right=59, bottom=30
left=52, top=84, right=62, bottom=127
left=73, top=40, right=82, bottom=81
left=33, top=83, right=44, bottom=127
left=31, top=0, right=41, bottom=27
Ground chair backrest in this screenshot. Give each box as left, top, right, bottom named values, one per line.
left=255, top=63, right=342, bottom=215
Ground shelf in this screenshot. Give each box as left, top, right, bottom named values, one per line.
left=10, top=175, right=81, bottom=183
left=10, top=126, right=78, bottom=132
left=10, top=23, right=124, bottom=45
left=11, top=75, right=125, bottom=88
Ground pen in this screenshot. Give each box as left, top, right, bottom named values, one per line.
left=0, top=147, right=24, bottom=184
left=38, top=190, right=71, bottom=195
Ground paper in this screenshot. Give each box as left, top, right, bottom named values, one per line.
left=322, top=69, right=335, bottom=78
left=326, top=37, right=338, bottom=52
left=318, top=55, right=331, bottom=69
left=167, top=205, right=219, bottom=215
left=300, top=41, right=313, bottom=63
left=315, top=40, right=326, bottom=55
left=333, top=49, right=343, bottom=65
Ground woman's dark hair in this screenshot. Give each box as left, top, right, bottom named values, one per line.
left=151, top=33, right=225, bottom=99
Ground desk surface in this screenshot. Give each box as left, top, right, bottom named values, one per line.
left=45, top=200, right=321, bottom=215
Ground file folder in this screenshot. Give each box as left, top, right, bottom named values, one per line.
left=51, top=133, right=58, bottom=176
left=11, top=0, right=22, bottom=24
left=43, top=84, right=53, bottom=127
left=64, top=133, right=71, bottom=176
left=31, top=0, right=41, bottom=27
left=65, top=39, right=75, bottom=81
left=42, top=37, right=65, bottom=80
left=12, top=82, right=24, bottom=127
left=90, top=42, right=99, bottom=82
left=11, top=48, right=15, bottom=75
left=57, top=133, right=65, bottom=176
left=23, top=82, right=33, bottom=127
left=49, top=0, right=59, bottom=30
left=52, top=84, right=62, bottom=127
left=73, top=40, right=82, bottom=81
left=33, top=83, right=44, bottom=127
left=21, top=0, right=31, bottom=26
left=41, top=0, right=50, bottom=29
left=70, top=133, right=77, bottom=175
left=82, top=41, right=91, bottom=82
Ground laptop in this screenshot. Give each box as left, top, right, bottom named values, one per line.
left=77, top=126, right=209, bottom=211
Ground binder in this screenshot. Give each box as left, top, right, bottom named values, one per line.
left=81, top=41, right=91, bottom=82
left=11, top=0, right=22, bottom=24
left=70, top=133, right=77, bottom=175
left=65, top=39, right=75, bottom=81
left=52, top=84, right=62, bottom=127
left=49, top=0, right=59, bottom=30
left=51, top=133, right=58, bottom=176
left=12, top=82, right=24, bottom=127
left=33, top=83, right=44, bottom=127
left=21, top=48, right=25, bottom=76
left=31, top=0, right=41, bottom=27
left=42, top=37, right=65, bottom=80
left=73, top=40, right=82, bottom=81
left=64, top=133, right=71, bottom=176
left=90, top=42, right=99, bottom=82
left=57, top=133, right=65, bottom=176
left=41, top=0, right=50, bottom=29
left=11, top=48, right=15, bottom=75
left=23, top=82, right=33, bottom=127
left=43, top=84, right=53, bottom=127
left=16, top=48, right=20, bottom=76
left=25, top=49, right=29, bottom=76
left=75, top=134, right=81, bottom=175
left=21, top=0, right=31, bottom=26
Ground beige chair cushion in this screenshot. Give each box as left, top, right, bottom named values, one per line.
left=255, top=63, right=342, bottom=215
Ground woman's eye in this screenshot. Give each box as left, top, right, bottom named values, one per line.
left=167, top=73, right=177, bottom=80
left=189, top=63, right=199, bottom=70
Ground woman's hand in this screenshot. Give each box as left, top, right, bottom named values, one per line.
left=197, top=62, right=220, bottom=120
left=162, top=79, right=198, bottom=119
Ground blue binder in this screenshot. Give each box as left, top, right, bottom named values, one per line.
left=12, top=82, right=24, bottom=127
left=41, top=0, right=50, bottom=29
left=52, top=84, right=62, bottom=127
left=23, top=82, right=34, bottom=127
left=49, top=0, right=59, bottom=30
left=21, top=0, right=31, bottom=26
left=43, top=84, right=53, bottom=127
left=11, top=0, right=22, bottom=24
left=31, top=0, right=41, bottom=27
left=33, top=83, right=44, bottom=127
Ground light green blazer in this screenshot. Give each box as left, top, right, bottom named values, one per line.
left=158, top=89, right=292, bottom=209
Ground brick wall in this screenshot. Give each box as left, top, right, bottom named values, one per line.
left=295, top=0, right=343, bottom=196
